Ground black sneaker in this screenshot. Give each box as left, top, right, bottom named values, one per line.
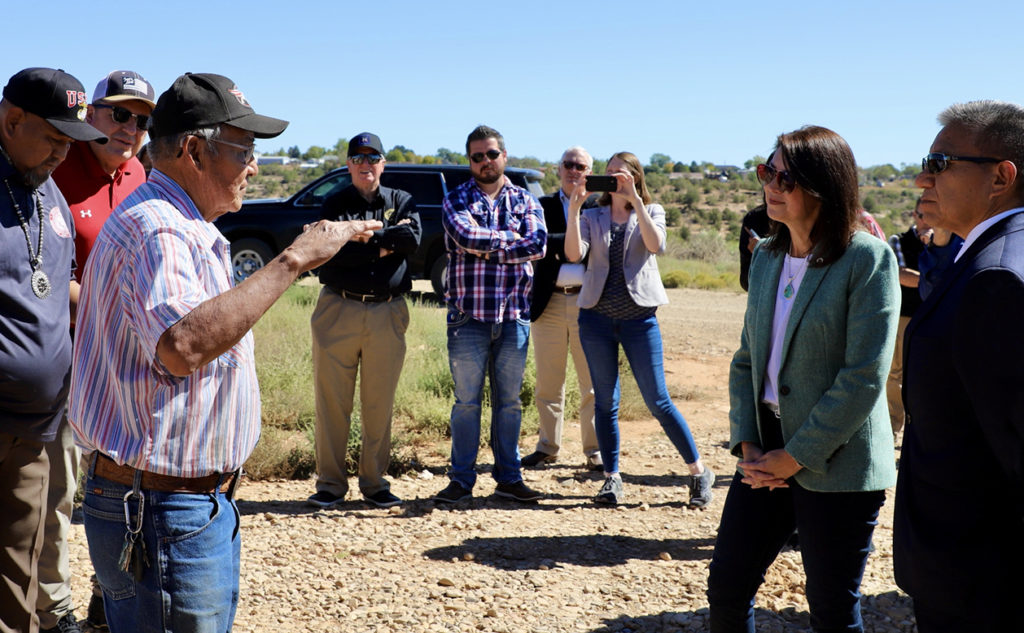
left=689, top=466, right=715, bottom=508
left=86, top=588, right=107, bottom=630
left=432, top=481, right=472, bottom=503
left=41, top=613, right=82, bottom=633
left=363, top=489, right=402, bottom=508
left=306, top=490, right=344, bottom=509
left=520, top=451, right=556, bottom=468
left=594, top=474, right=624, bottom=505
left=494, top=480, right=543, bottom=502
left=585, top=454, right=604, bottom=472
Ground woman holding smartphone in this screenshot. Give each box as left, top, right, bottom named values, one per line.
left=564, top=152, right=714, bottom=507
left=707, top=126, right=899, bottom=632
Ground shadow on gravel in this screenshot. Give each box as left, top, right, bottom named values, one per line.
left=423, top=533, right=715, bottom=568
left=588, top=590, right=916, bottom=633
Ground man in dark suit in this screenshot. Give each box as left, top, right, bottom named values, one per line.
left=895, top=100, right=1024, bottom=633
left=521, top=146, right=601, bottom=470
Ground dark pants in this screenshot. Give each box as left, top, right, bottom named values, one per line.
left=707, top=472, right=885, bottom=633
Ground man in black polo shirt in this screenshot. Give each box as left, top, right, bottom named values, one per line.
left=307, top=132, right=421, bottom=509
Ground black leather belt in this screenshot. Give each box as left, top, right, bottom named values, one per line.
left=335, top=288, right=397, bottom=303
left=557, top=286, right=582, bottom=295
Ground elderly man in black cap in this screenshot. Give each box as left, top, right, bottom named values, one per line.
left=0, top=67, right=105, bottom=633
left=68, top=73, right=380, bottom=632
left=307, top=132, right=421, bottom=510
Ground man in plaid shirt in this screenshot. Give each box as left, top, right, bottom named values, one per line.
left=432, top=125, right=547, bottom=504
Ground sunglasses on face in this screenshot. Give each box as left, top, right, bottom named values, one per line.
left=921, top=152, right=1002, bottom=175
left=562, top=161, right=588, bottom=172
left=94, top=104, right=151, bottom=130
left=210, top=138, right=256, bottom=164
left=469, top=149, right=502, bottom=164
left=349, top=153, right=384, bottom=165
left=756, top=163, right=797, bottom=193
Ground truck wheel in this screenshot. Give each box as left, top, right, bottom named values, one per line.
left=430, top=254, right=448, bottom=298
left=231, top=238, right=274, bottom=284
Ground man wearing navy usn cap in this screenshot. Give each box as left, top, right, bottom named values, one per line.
left=0, top=67, right=105, bottom=633
left=307, top=132, right=421, bottom=510
left=69, top=73, right=380, bottom=632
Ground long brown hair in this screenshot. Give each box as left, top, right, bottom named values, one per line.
left=599, top=151, right=651, bottom=209
left=761, top=126, right=859, bottom=267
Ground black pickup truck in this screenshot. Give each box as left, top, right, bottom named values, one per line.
left=216, top=164, right=545, bottom=296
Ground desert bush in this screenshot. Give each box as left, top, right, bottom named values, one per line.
left=675, top=230, right=730, bottom=263
left=664, top=206, right=681, bottom=226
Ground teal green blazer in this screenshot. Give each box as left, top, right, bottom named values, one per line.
left=729, top=231, right=899, bottom=492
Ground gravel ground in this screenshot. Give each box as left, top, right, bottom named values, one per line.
left=67, top=288, right=917, bottom=632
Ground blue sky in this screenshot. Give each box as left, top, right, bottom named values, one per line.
left=6, top=1, right=1021, bottom=169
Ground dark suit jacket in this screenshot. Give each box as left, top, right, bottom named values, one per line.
left=895, top=211, right=1024, bottom=617
left=530, top=191, right=597, bottom=321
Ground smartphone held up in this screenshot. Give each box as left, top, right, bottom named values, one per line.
left=585, top=175, right=618, bottom=192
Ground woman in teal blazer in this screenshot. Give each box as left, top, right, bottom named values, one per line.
left=707, top=126, right=899, bottom=633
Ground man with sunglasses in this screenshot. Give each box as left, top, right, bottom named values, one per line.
left=432, top=125, right=547, bottom=504
left=521, top=146, right=600, bottom=471
left=895, top=100, right=1024, bottom=633
left=69, top=73, right=380, bottom=633
left=46, top=70, right=155, bottom=632
left=307, top=132, right=421, bottom=510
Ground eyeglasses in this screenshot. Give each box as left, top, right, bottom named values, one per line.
left=210, top=138, right=256, bottom=164
left=469, top=149, right=502, bottom=164
left=562, top=161, right=589, bottom=172
left=756, top=163, right=797, bottom=193
left=94, top=104, right=151, bottom=131
left=921, top=152, right=1002, bottom=175
left=349, top=153, right=384, bottom=165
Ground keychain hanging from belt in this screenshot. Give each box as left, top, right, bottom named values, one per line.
left=118, top=470, right=149, bottom=581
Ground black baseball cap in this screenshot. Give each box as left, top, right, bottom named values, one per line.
left=2, top=67, right=107, bottom=143
left=92, top=70, right=156, bottom=108
left=150, top=72, right=288, bottom=139
left=348, top=132, right=384, bottom=157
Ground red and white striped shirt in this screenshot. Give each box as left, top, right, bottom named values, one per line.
left=69, top=169, right=260, bottom=477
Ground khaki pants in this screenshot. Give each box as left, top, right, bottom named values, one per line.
left=35, top=419, right=78, bottom=629
left=311, top=289, right=408, bottom=498
left=531, top=292, right=598, bottom=457
left=887, top=315, right=911, bottom=437
left=0, top=432, right=49, bottom=633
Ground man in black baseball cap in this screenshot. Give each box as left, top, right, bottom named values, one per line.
left=71, top=72, right=381, bottom=632
left=0, top=67, right=92, bottom=633
left=150, top=72, right=288, bottom=140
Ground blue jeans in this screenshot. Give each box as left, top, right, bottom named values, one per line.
left=81, top=462, right=241, bottom=633
left=577, top=309, right=700, bottom=472
left=707, top=472, right=885, bottom=633
left=446, top=308, right=529, bottom=490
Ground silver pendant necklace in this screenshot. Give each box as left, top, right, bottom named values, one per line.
left=4, top=177, right=51, bottom=299
left=783, top=254, right=806, bottom=300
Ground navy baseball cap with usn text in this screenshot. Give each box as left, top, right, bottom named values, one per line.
left=3, top=67, right=107, bottom=143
